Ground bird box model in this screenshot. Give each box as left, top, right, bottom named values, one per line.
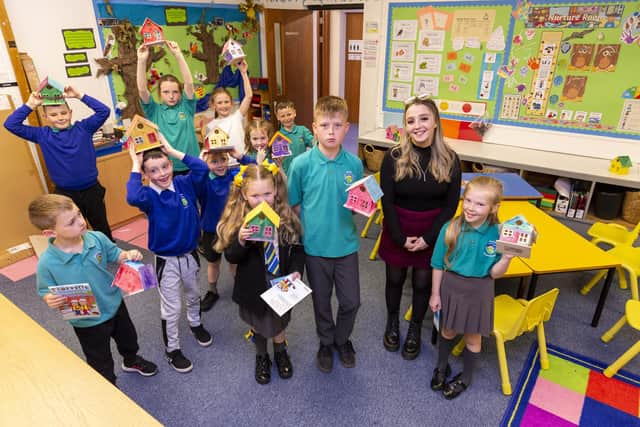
left=204, top=126, right=234, bottom=151
left=125, top=115, right=162, bottom=153
left=343, top=175, right=384, bottom=217
left=139, top=18, right=165, bottom=46
left=609, top=155, right=632, bottom=175
left=222, top=38, right=246, bottom=65
left=112, top=261, right=159, bottom=297
left=243, top=201, right=280, bottom=242
left=268, top=131, right=292, bottom=158
left=37, top=76, right=65, bottom=106
left=496, top=215, right=537, bottom=258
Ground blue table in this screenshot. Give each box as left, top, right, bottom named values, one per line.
left=462, top=173, right=543, bottom=207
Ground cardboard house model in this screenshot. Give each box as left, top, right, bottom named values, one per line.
left=37, top=77, right=65, bottom=106
left=496, top=215, right=537, bottom=258
left=343, top=175, right=384, bottom=217
left=609, top=155, right=632, bottom=175
left=268, top=131, right=292, bottom=158
left=243, top=201, right=280, bottom=242
left=125, top=115, right=162, bottom=153
left=205, top=126, right=234, bottom=151
left=112, top=261, right=158, bottom=297
left=140, top=18, right=165, bottom=46
left=222, top=38, right=246, bottom=65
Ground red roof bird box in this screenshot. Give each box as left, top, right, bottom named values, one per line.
left=140, top=18, right=165, bottom=46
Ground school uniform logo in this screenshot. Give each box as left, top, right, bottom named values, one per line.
left=179, top=112, right=186, bottom=121
left=344, top=170, right=355, bottom=185
left=95, top=251, right=103, bottom=263
left=180, top=194, right=189, bottom=207
left=484, top=241, right=497, bottom=257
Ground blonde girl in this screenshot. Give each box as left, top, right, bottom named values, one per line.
left=429, top=176, right=513, bottom=399
left=215, top=164, right=303, bottom=385
left=202, top=60, right=253, bottom=153
left=378, top=95, right=461, bottom=360
left=244, top=119, right=273, bottom=163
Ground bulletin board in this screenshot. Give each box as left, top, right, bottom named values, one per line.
left=92, top=1, right=261, bottom=120
left=384, top=1, right=515, bottom=119
left=383, top=0, right=640, bottom=140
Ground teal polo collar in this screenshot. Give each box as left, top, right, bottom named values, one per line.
left=312, top=145, right=346, bottom=165
left=51, top=124, right=73, bottom=133
left=46, top=235, right=96, bottom=264
left=463, top=220, right=492, bottom=234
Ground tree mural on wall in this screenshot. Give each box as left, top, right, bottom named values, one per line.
left=186, top=10, right=222, bottom=85
left=94, top=20, right=165, bottom=120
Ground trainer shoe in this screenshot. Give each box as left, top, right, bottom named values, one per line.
left=317, top=343, right=334, bottom=373
left=336, top=340, right=356, bottom=368
left=200, top=291, right=219, bottom=312
left=190, top=324, right=213, bottom=347
left=122, top=355, right=158, bottom=377
left=165, top=349, right=193, bottom=373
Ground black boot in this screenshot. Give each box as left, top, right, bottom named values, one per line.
left=383, top=316, right=400, bottom=352
left=402, top=320, right=422, bottom=360
left=255, top=354, right=272, bottom=385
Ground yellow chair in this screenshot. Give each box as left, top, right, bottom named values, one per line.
left=601, top=299, right=640, bottom=378
left=452, top=288, right=560, bottom=395
left=359, top=172, right=384, bottom=260
left=581, top=221, right=640, bottom=295
left=580, top=246, right=640, bottom=300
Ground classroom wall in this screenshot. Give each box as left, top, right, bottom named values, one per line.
left=359, top=0, right=640, bottom=162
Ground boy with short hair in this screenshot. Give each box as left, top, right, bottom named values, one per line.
left=5, top=86, right=113, bottom=240
left=287, top=96, right=363, bottom=373
left=198, top=148, right=255, bottom=312
left=126, top=134, right=212, bottom=373
left=29, top=194, right=157, bottom=385
left=274, top=100, right=314, bottom=174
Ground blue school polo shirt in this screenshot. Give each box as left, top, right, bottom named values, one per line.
left=288, top=145, right=363, bottom=257
left=431, top=220, right=502, bottom=277
left=36, top=231, right=122, bottom=328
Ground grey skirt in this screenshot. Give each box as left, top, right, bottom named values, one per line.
left=440, top=271, right=494, bottom=337
left=239, top=306, right=291, bottom=338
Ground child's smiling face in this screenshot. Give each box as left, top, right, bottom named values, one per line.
left=276, top=107, right=296, bottom=129
left=212, top=93, right=233, bottom=118
left=250, top=129, right=268, bottom=152
left=44, top=104, right=72, bottom=130
left=206, top=152, right=229, bottom=177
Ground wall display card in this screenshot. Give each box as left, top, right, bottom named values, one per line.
left=61, top=28, right=96, bottom=50
left=433, top=9, right=453, bottom=30
left=391, top=42, right=415, bottom=61
left=364, top=39, right=379, bottom=68
left=500, top=94, right=522, bottom=120
left=592, top=44, right=620, bottom=72
left=486, top=26, right=506, bottom=51
left=388, top=82, right=412, bottom=101
left=392, top=20, right=418, bottom=40
left=568, top=44, right=594, bottom=71
left=452, top=9, right=496, bottom=41
left=618, top=100, right=640, bottom=132
left=417, top=6, right=436, bottom=30
left=414, top=76, right=439, bottom=97
left=417, top=30, right=445, bottom=51
left=415, top=53, right=443, bottom=74
left=390, top=62, right=413, bottom=82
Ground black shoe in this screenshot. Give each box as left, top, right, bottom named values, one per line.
left=402, top=321, right=422, bottom=360
left=255, top=354, right=272, bottom=385
left=190, top=324, right=213, bottom=347
left=274, top=350, right=293, bottom=379
left=165, top=349, right=193, bottom=373
left=317, top=343, right=334, bottom=373
left=336, top=340, right=356, bottom=368
left=443, top=373, right=469, bottom=400
left=430, top=364, right=451, bottom=391
left=122, top=355, right=158, bottom=377
left=200, top=291, right=219, bottom=312
left=383, top=316, right=400, bottom=352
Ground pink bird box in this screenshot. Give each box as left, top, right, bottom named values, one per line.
left=112, top=261, right=158, bottom=297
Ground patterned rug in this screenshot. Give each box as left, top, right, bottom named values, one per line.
left=501, top=343, right=640, bottom=426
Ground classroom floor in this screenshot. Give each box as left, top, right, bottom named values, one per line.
left=1, top=213, right=638, bottom=426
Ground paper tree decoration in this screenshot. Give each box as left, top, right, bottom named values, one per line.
left=205, top=126, right=234, bottom=151
left=609, top=155, right=632, bottom=175
left=112, top=261, right=159, bottom=297
left=243, top=201, right=280, bottom=242
left=139, top=18, right=165, bottom=46
left=222, top=38, right=246, bottom=65
left=343, top=175, right=384, bottom=217
left=268, top=131, right=292, bottom=158
left=125, top=115, right=162, bottom=153
left=496, top=215, right=537, bottom=258
left=37, top=77, right=65, bottom=106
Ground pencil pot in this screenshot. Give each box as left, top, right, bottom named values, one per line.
left=363, top=144, right=386, bottom=172
left=622, top=190, right=640, bottom=224
left=594, top=185, right=625, bottom=220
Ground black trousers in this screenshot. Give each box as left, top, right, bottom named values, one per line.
left=73, top=301, right=139, bottom=384
left=55, top=181, right=113, bottom=241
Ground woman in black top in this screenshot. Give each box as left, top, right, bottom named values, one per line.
left=378, top=96, right=461, bottom=360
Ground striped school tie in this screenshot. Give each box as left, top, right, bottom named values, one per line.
left=264, top=241, right=280, bottom=275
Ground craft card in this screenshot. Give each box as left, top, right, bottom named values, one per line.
left=390, top=62, right=413, bottom=82
left=48, top=283, right=100, bottom=320
left=414, top=76, right=439, bottom=97
left=261, top=274, right=312, bottom=317
left=388, top=82, right=411, bottom=101
left=417, top=30, right=445, bottom=51
left=568, top=44, right=594, bottom=70
left=391, top=42, right=415, bottom=61
left=415, top=54, right=442, bottom=74
left=392, top=20, right=418, bottom=40
left=592, top=44, right=620, bottom=72
left=417, top=6, right=435, bottom=30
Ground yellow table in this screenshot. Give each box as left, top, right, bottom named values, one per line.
left=0, top=294, right=162, bottom=426
left=498, top=201, right=620, bottom=327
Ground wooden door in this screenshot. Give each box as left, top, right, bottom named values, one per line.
left=264, top=9, right=315, bottom=130
left=344, top=12, right=363, bottom=124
